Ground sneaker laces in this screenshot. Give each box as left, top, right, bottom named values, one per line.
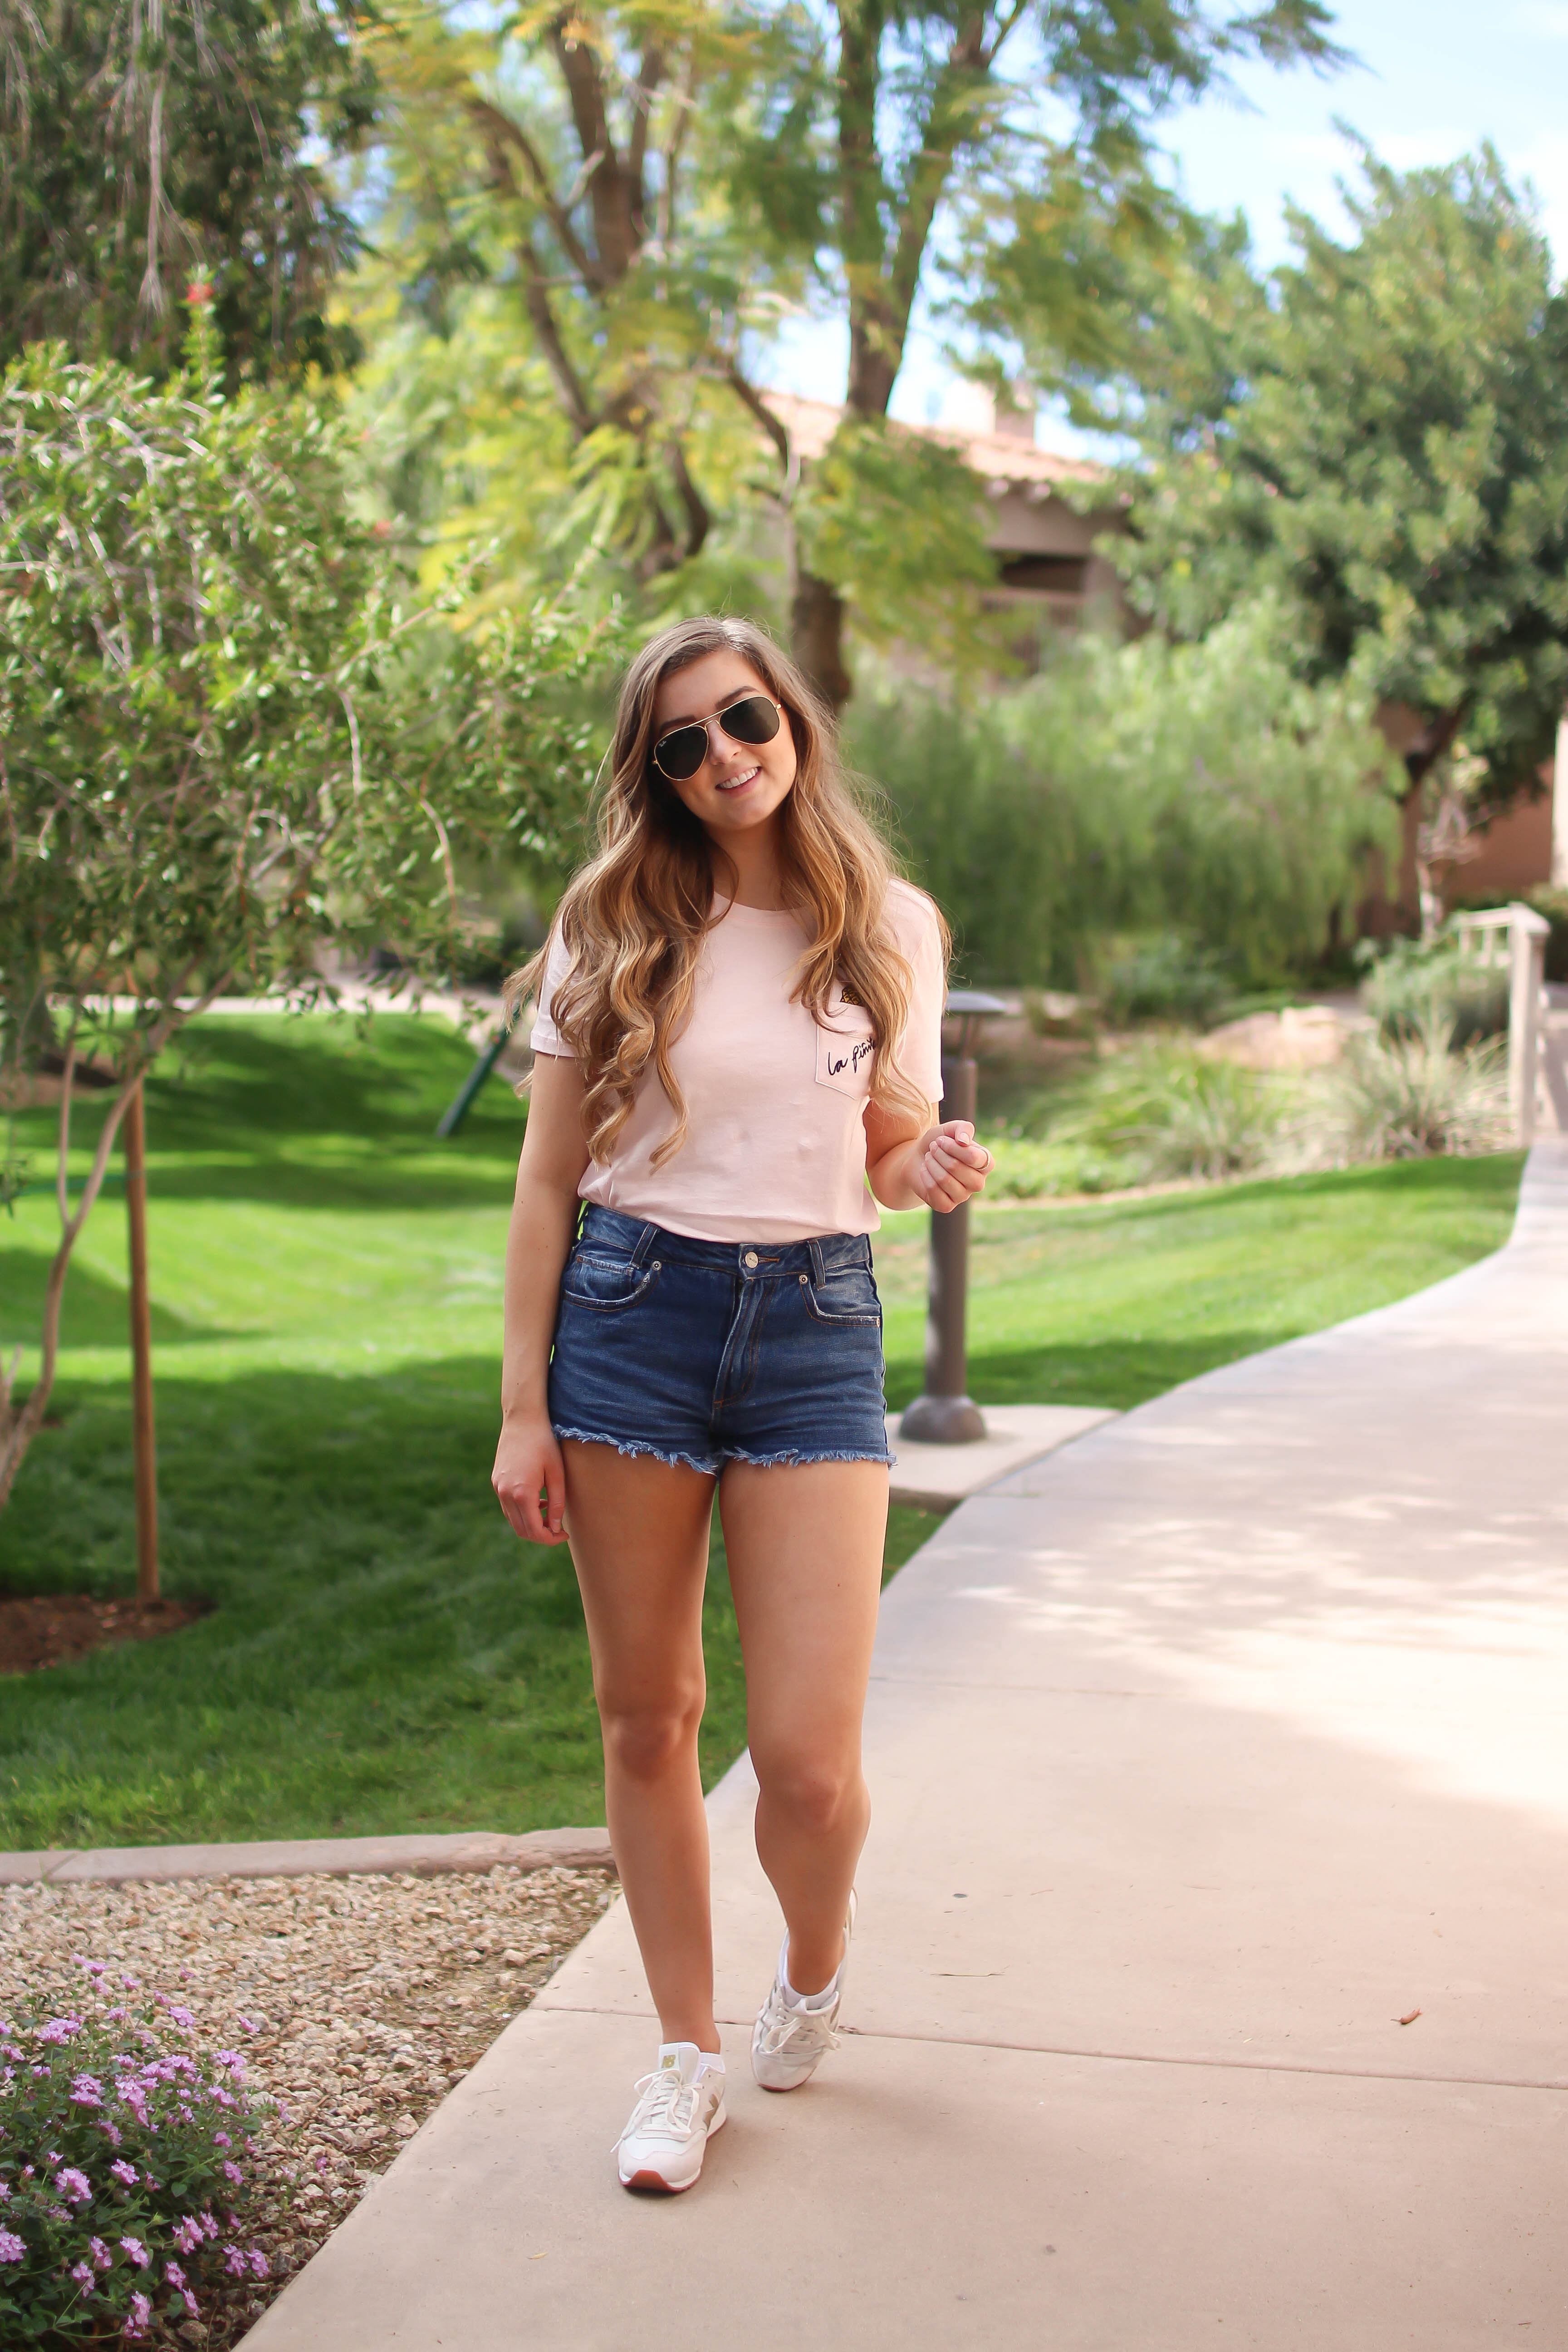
left=755, top=1981, right=840, bottom=2059
left=613, top=2065, right=704, bottom=2150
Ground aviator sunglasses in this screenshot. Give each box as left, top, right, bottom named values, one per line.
left=651, top=693, right=784, bottom=783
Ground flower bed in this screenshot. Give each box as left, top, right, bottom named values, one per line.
left=1, top=1864, right=615, bottom=2344
left=0, top=1982, right=276, bottom=2342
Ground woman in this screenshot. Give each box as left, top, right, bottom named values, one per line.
left=491, top=616, right=992, bottom=2194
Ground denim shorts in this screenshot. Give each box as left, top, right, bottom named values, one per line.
left=548, top=1204, right=891, bottom=1475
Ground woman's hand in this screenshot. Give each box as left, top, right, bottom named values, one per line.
left=493, top=1411, right=569, bottom=1545
left=909, top=1120, right=994, bottom=1213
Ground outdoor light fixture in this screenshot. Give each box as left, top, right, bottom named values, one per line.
left=898, top=989, right=1007, bottom=1444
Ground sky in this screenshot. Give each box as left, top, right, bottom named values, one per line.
left=765, top=0, right=1568, bottom=446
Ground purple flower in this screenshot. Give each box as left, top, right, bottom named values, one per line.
left=73, top=1957, right=108, bottom=1979
left=223, top=2244, right=248, bottom=2277
left=199, top=2210, right=219, bottom=2240
left=123, top=2288, right=152, bottom=2339
left=91, top=2237, right=113, bottom=2270
left=69, top=2072, right=104, bottom=2107
left=119, top=2235, right=150, bottom=2268
left=55, top=2167, right=93, bottom=2204
left=213, top=2049, right=246, bottom=2076
left=237, top=2015, right=262, bottom=2034
left=98, top=2120, right=123, bottom=2149
left=212, top=2132, right=232, bottom=2150
left=220, top=2160, right=243, bottom=2185
left=249, top=2247, right=270, bottom=2278
left=173, top=2216, right=203, bottom=2254
left=105, top=2007, right=128, bottom=2023
left=120, top=1975, right=140, bottom=1990
left=0, top=2183, right=8, bottom=2201
left=0, top=2230, right=25, bottom=2262
left=37, top=2016, right=83, bottom=2043
left=110, top=2160, right=138, bottom=2187
left=163, top=2004, right=195, bottom=2029
left=71, top=2260, right=96, bottom=2292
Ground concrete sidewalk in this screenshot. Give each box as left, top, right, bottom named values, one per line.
left=250, top=1146, right=1568, bottom=2351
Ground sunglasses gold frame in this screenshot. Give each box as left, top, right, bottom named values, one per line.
left=651, top=695, right=784, bottom=782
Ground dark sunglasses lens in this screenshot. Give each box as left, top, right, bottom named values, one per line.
left=720, top=696, right=781, bottom=747
left=654, top=725, right=708, bottom=781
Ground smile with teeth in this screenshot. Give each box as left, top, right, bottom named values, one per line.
left=716, top=764, right=761, bottom=792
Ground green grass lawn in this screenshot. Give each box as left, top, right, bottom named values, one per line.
left=0, top=1014, right=1524, bottom=1852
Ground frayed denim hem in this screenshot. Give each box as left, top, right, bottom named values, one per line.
left=552, top=1425, right=721, bottom=1475
left=552, top=1426, right=892, bottom=1474
left=722, top=1444, right=893, bottom=1470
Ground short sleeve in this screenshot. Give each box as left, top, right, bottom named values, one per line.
left=528, top=925, right=576, bottom=1058
left=887, top=882, right=945, bottom=1108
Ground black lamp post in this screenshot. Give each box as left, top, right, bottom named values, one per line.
left=897, top=989, right=1007, bottom=1444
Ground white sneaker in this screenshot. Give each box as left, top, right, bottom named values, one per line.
left=751, top=1893, right=857, bottom=2093
left=614, top=2043, right=727, bottom=2193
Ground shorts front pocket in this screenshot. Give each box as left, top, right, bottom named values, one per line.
left=799, top=1267, right=882, bottom=1327
left=561, top=1252, right=661, bottom=1312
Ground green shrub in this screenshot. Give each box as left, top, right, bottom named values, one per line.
left=1099, top=935, right=1235, bottom=1029
left=1357, top=936, right=1508, bottom=1045
left=987, top=1044, right=1285, bottom=1194
left=849, top=595, right=1399, bottom=987
left=1527, top=887, right=1568, bottom=984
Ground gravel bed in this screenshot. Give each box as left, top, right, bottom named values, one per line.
left=1, top=1862, right=617, bottom=2345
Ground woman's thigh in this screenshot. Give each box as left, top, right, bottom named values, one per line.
left=562, top=1441, right=717, bottom=1708
left=718, top=1459, right=889, bottom=1766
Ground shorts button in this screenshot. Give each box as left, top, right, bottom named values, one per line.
left=743, top=1249, right=759, bottom=1269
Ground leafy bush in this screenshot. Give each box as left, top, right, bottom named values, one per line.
left=1357, top=936, right=1508, bottom=1045
left=1327, top=1017, right=1511, bottom=1161
left=1099, top=935, right=1234, bottom=1029
left=1527, top=888, right=1568, bottom=985
left=849, top=596, right=1399, bottom=987
left=989, top=1044, right=1285, bottom=1194
left=0, top=1969, right=277, bottom=2344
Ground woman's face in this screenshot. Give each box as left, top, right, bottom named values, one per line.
left=649, top=652, right=799, bottom=843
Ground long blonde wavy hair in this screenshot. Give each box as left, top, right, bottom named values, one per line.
left=510, top=615, right=948, bottom=1167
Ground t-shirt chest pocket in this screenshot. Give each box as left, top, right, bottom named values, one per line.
left=815, top=988, right=876, bottom=1099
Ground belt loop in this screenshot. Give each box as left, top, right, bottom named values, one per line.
left=628, top=1220, right=658, bottom=1268
left=808, top=1236, right=826, bottom=1286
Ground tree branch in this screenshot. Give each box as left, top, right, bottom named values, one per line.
left=720, top=358, right=792, bottom=474
left=627, top=42, right=664, bottom=242
left=849, top=5, right=993, bottom=416
left=549, top=16, right=639, bottom=282
left=466, top=94, right=606, bottom=291
left=519, top=238, right=597, bottom=437
left=667, top=437, right=710, bottom=560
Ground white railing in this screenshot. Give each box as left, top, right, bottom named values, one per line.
left=1454, top=904, right=1553, bottom=1143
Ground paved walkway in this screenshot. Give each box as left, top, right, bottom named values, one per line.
left=250, top=1145, right=1568, bottom=2351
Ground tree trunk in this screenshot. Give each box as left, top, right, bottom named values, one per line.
left=791, top=568, right=853, bottom=713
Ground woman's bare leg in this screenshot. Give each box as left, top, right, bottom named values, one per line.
left=719, top=1460, right=888, bottom=1995
left=562, top=1441, right=720, bottom=2051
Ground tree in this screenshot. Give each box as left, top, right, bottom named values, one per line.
left=353, top=0, right=1342, bottom=703
left=850, top=593, right=1399, bottom=984
left=1098, top=146, right=1568, bottom=812
left=0, top=298, right=615, bottom=1509
left=0, top=0, right=376, bottom=377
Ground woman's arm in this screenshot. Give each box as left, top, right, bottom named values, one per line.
left=863, top=1096, right=993, bottom=1214
left=492, top=1053, right=593, bottom=1545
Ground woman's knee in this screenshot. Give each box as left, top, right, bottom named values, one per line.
left=599, top=1690, right=704, bottom=1783
left=754, top=1751, right=863, bottom=1838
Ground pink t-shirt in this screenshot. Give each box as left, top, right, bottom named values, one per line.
left=529, top=878, right=946, bottom=1243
